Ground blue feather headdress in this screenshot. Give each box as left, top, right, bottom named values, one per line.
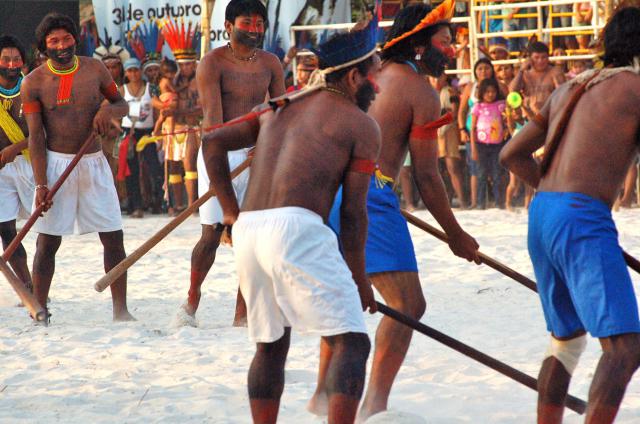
left=311, top=12, right=379, bottom=74
left=128, top=20, right=165, bottom=69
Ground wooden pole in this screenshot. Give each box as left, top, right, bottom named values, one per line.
left=94, top=157, right=252, bottom=292
left=401, top=209, right=538, bottom=292
left=377, top=302, right=587, bottom=415
left=201, top=0, right=212, bottom=57
left=2, top=132, right=97, bottom=262
left=0, top=257, right=47, bottom=324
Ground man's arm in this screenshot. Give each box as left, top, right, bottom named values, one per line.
left=196, top=53, right=223, bottom=128
left=268, top=54, right=286, bottom=98
left=499, top=100, right=550, bottom=188
left=340, top=117, right=380, bottom=313
left=95, top=61, right=128, bottom=135
left=202, top=111, right=261, bottom=224
left=410, top=86, right=479, bottom=262
left=21, top=76, right=51, bottom=211
left=552, top=66, right=566, bottom=88
left=510, top=61, right=530, bottom=93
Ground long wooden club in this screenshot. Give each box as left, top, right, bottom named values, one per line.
left=94, top=157, right=252, bottom=292
left=2, top=132, right=97, bottom=262
left=376, top=301, right=587, bottom=414
left=401, top=209, right=538, bottom=292
left=0, top=257, right=47, bottom=324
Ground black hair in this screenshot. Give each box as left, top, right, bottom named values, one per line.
left=225, top=0, right=268, bottom=24
left=603, top=6, right=640, bottom=67
left=0, top=35, right=26, bottom=63
left=323, top=56, right=375, bottom=84
left=477, top=77, right=503, bottom=102
left=380, top=4, right=450, bottom=63
left=161, top=58, right=178, bottom=74
left=35, top=13, right=78, bottom=53
left=473, top=57, right=495, bottom=80
left=528, top=41, right=549, bottom=55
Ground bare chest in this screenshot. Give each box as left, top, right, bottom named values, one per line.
left=38, top=70, right=103, bottom=115
left=220, top=68, right=271, bottom=102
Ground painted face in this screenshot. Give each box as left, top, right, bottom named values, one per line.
left=475, top=63, right=493, bottom=81
left=45, top=28, right=76, bottom=65
left=419, top=26, right=453, bottom=77
left=355, top=55, right=381, bottom=112
left=233, top=14, right=265, bottom=48
left=0, top=47, right=23, bottom=81
left=531, top=52, right=550, bottom=71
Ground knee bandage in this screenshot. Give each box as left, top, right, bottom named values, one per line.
left=168, top=174, right=183, bottom=184
left=185, top=171, right=198, bottom=180
left=544, top=335, right=587, bottom=375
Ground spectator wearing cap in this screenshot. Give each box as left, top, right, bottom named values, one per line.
left=120, top=58, right=163, bottom=217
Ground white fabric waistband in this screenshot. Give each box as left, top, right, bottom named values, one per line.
left=238, top=207, right=322, bottom=223
left=46, top=149, right=104, bottom=160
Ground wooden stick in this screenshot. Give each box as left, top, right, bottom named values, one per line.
left=94, top=157, right=252, bottom=292
left=376, top=302, right=587, bottom=415
left=623, top=251, right=640, bottom=275
left=2, top=132, right=97, bottom=262
left=0, top=257, right=47, bottom=324
left=401, top=209, right=538, bottom=293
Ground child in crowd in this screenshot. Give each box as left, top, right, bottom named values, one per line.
left=471, top=78, right=506, bottom=209
left=505, top=102, right=534, bottom=210
left=566, top=59, right=588, bottom=79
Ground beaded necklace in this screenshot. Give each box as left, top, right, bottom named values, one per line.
left=47, top=56, right=79, bottom=105
left=227, top=42, right=258, bottom=62
left=0, top=75, right=22, bottom=111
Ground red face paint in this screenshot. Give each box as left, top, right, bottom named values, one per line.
left=432, top=39, right=456, bottom=59
left=235, top=14, right=265, bottom=34
left=367, top=75, right=380, bottom=94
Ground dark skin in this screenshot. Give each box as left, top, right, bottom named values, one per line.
left=309, top=27, right=481, bottom=422
left=204, top=59, right=381, bottom=423
left=185, top=13, right=285, bottom=325
left=22, top=28, right=133, bottom=321
left=500, top=71, right=640, bottom=424
left=509, top=53, right=566, bottom=116
left=0, top=46, right=32, bottom=292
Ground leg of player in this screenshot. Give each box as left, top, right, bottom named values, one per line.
left=0, top=220, right=32, bottom=292
left=99, top=230, right=136, bottom=321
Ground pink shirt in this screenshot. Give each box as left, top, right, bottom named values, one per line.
left=472, top=100, right=506, bottom=144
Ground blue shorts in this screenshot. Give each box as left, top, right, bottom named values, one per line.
left=329, top=177, right=418, bottom=275
left=528, top=192, right=640, bottom=338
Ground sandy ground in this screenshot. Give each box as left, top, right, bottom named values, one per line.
left=1, top=208, right=639, bottom=423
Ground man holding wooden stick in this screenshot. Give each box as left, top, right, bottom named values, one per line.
left=203, top=19, right=381, bottom=423
left=500, top=6, right=640, bottom=423
left=308, top=3, right=480, bottom=420
left=0, top=35, right=33, bottom=295
left=178, top=0, right=284, bottom=327
left=21, top=13, right=133, bottom=322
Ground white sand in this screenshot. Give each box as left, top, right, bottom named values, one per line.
left=1, top=208, right=639, bottom=423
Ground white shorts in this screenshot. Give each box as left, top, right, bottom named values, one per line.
left=0, top=155, right=34, bottom=222
left=234, top=207, right=367, bottom=343
left=197, top=147, right=250, bottom=226
left=33, top=150, right=122, bottom=236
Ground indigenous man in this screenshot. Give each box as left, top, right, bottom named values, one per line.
left=308, top=2, right=480, bottom=420
left=22, top=13, right=134, bottom=322
left=0, top=35, right=33, bottom=292
left=203, top=19, right=381, bottom=423
left=500, top=7, right=640, bottom=423
left=180, top=0, right=285, bottom=326
left=509, top=41, right=566, bottom=116
left=161, top=18, right=202, bottom=210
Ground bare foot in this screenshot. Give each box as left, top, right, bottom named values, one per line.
left=356, top=404, right=385, bottom=424
left=172, top=304, right=198, bottom=328
left=113, top=310, right=137, bottom=321
left=306, top=391, right=328, bottom=416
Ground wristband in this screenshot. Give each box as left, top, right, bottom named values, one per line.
left=35, top=184, right=48, bottom=191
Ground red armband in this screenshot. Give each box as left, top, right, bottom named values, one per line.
left=100, top=81, right=119, bottom=102
left=532, top=113, right=548, bottom=131
left=22, top=101, right=42, bottom=114
left=410, top=112, right=454, bottom=141
left=348, top=157, right=376, bottom=175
